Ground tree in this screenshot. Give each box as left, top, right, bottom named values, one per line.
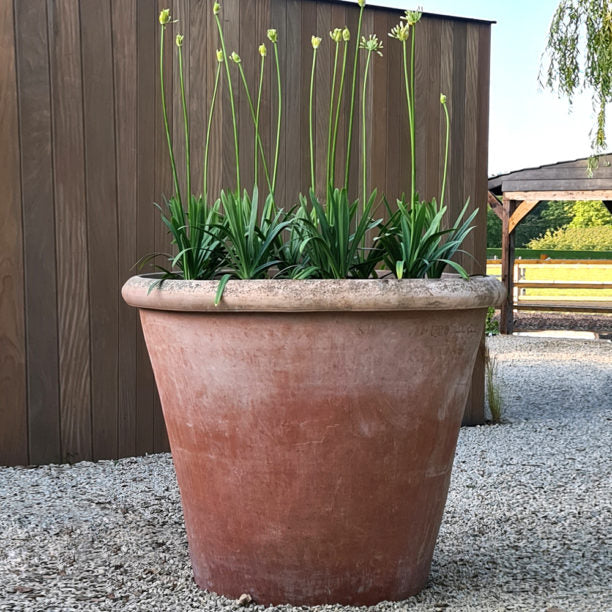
left=568, top=200, right=612, bottom=226
left=541, top=0, right=612, bottom=166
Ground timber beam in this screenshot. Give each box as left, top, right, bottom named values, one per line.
left=487, top=191, right=504, bottom=221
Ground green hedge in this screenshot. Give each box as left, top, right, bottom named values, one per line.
left=527, top=225, right=612, bottom=250
left=486, top=248, right=612, bottom=260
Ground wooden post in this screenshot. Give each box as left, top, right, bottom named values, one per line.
left=500, top=197, right=516, bottom=334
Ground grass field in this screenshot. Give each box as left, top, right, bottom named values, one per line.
left=486, top=261, right=612, bottom=301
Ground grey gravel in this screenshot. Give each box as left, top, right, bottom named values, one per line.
left=1, top=336, right=611, bottom=612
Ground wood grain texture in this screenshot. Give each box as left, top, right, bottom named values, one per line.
left=15, top=0, right=61, bottom=465
left=81, top=0, right=119, bottom=461
left=3, top=0, right=492, bottom=464
left=113, top=0, right=138, bottom=458
left=48, top=0, right=92, bottom=463
left=0, top=0, right=28, bottom=466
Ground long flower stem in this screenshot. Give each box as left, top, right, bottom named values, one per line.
left=214, top=15, right=240, bottom=194
left=362, top=49, right=372, bottom=207
left=255, top=55, right=265, bottom=186
left=326, top=42, right=340, bottom=196
left=344, top=4, right=364, bottom=190
left=237, top=63, right=272, bottom=193
left=272, top=42, right=282, bottom=196
left=440, top=99, right=450, bottom=208
left=309, top=47, right=318, bottom=193
left=160, top=26, right=181, bottom=206
left=402, top=39, right=415, bottom=207
left=203, top=63, right=221, bottom=201
left=177, top=44, right=191, bottom=211
left=410, top=26, right=416, bottom=204
left=331, top=41, right=348, bottom=188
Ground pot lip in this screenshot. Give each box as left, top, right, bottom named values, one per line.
left=122, top=274, right=506, bottom=312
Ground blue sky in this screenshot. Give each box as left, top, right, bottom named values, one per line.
left=362, top=0, right=598, bottom=176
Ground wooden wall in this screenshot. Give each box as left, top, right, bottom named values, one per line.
left=0, top=0, right=491, bottom=466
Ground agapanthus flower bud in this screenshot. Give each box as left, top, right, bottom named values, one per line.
left=259, top=43, right=267, bottom=57
left=176, top=34, right=184, bottom=47
left=440, top=93, right=447, bottom=104
left=389, top=23, right=410, bottom=42
left=216, top=49, right=224, bottom=62
left=359, top=34, right=383, bottom=56
left=213, top=2, right=220, bottom=15
left=358, top=0, right=366, bottom=7
left=267, top=29, right=278, bottom=43
left=159, top=8, right=171, bottom=25
left=230, top=51, right=241, bottom=64
left=311, top=35, right=322, bottom=49
left=401, top=9, right=422, bottom=27
left=342, top=27, right=350, bottom=42
left=330, top=28, right=342, bottom=43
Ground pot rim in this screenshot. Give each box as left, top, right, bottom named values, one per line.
left=122, top=274, right=505, bottom=312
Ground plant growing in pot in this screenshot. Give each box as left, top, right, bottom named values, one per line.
left=122, top=2, right=505, bottom=606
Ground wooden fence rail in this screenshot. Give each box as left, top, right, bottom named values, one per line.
left=486, top=259, right=612, bottom=323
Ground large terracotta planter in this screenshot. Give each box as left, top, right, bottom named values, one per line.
left=122, top=275, right=504, bottom=606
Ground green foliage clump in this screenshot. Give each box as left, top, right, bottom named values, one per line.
left=528, top=225, right=612, bottom=250
left=568, top=200, right=612, bottom=227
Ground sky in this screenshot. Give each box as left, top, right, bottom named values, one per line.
left=361, top=0, right=600, bottom=176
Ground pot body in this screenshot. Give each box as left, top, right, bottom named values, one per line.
left=123, top=277, right=504, bottom=606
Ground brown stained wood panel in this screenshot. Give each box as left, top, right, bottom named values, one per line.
left=81, top=0, right=119, bottom=460
left=414, top=17, right=429, bottom=194
left=188, top=0, right=208, bottom=198
left=114, top=0, right=138, bottom=459
left=461, top=24, right=478, bottom=273
left=221, top=0, right=241, bottom=192
left=48, top=0, right=92, bottom=463
left=154, top=0, right=174, bottom=454
left=238, top=0, right=257, bottom=194
left=285, top=0, right=303, bottom=201
left=384, top=10, right=402, bottom=202
left=15, top=0, right=61, bottom=465
left=438, top=19, right=453, bottom=217
left=270, top=0, right=287, bottom=204
left=424, top=18, right=442, bottom=202
left=503, top=178, right=612, bottom=192
left=300, top=2, right=317, bottom=194
left=370, top=8, right=387, bottom=206
left=0, top=0, right=28, bottom=466
left=136, top=0, right=157, bottom=456
left=475, top=24, right=491, bottom=274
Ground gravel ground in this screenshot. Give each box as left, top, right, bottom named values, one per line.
left=1, top=336, right=611, bottom=612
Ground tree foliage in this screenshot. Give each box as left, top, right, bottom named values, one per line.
left=567, top=199, right=612, bottom=226
left=528, top=224, right=612, bottom=249
left=541, top=0, right=612, bottom=164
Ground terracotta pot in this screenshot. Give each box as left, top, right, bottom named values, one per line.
left=122, top=276, right=504, bottom=606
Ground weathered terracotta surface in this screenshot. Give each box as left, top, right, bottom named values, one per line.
left=123, top=276, right=504, bottom=605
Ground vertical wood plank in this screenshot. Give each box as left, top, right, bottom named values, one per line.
left=15, top=0, right=61, bottom=465
left=285, top=0, right=302, bottom=199
left=135, top=0, right=157, bottom=456
left=424, top=17, right=442, bottom=201
left=314, top=1, right=331, bottom=200
left=48, top=0, right=93, bottom=463
left=81, top=0, right=119, bottom=460
left=0, top=0, right=28, bottom=466
left=113, top=0, right=138, bottom=458
left=385, top=10, right=402, bottom=201
left=300, top=1, right=317, bottom=194
left=206, top=0, right=223, bottom=198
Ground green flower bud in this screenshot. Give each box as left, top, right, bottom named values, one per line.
left=259, top=43, right=267, bottom=57
left=311, top=35, right=322, bottom=49
left=358, top=0, right=366, bottom=7
left=176, top=34, right=184, bottom=47
left=342, top=27, right=350, bottom=42
left=401, top=10, right=422, bottom=27
left=330, top=28, right=342, bottom=43
left=216, top=49, right=224, bottom=62
left=440, top=93, right=447, bottom=105
left=267, top=29, right=278, bottom=43
left=230, top=51, right=241, bottom=64
left=213, top=2, right=220, bottom=15
left=389, top=23, right=410, bottom=42
left=159, top=8, right=171, bottom=25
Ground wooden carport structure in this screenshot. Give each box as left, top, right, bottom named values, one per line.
left=488, top=154, right=612, bottom=334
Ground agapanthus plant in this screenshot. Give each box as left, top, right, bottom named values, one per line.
left=142, top=1, right=480, bottom=298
